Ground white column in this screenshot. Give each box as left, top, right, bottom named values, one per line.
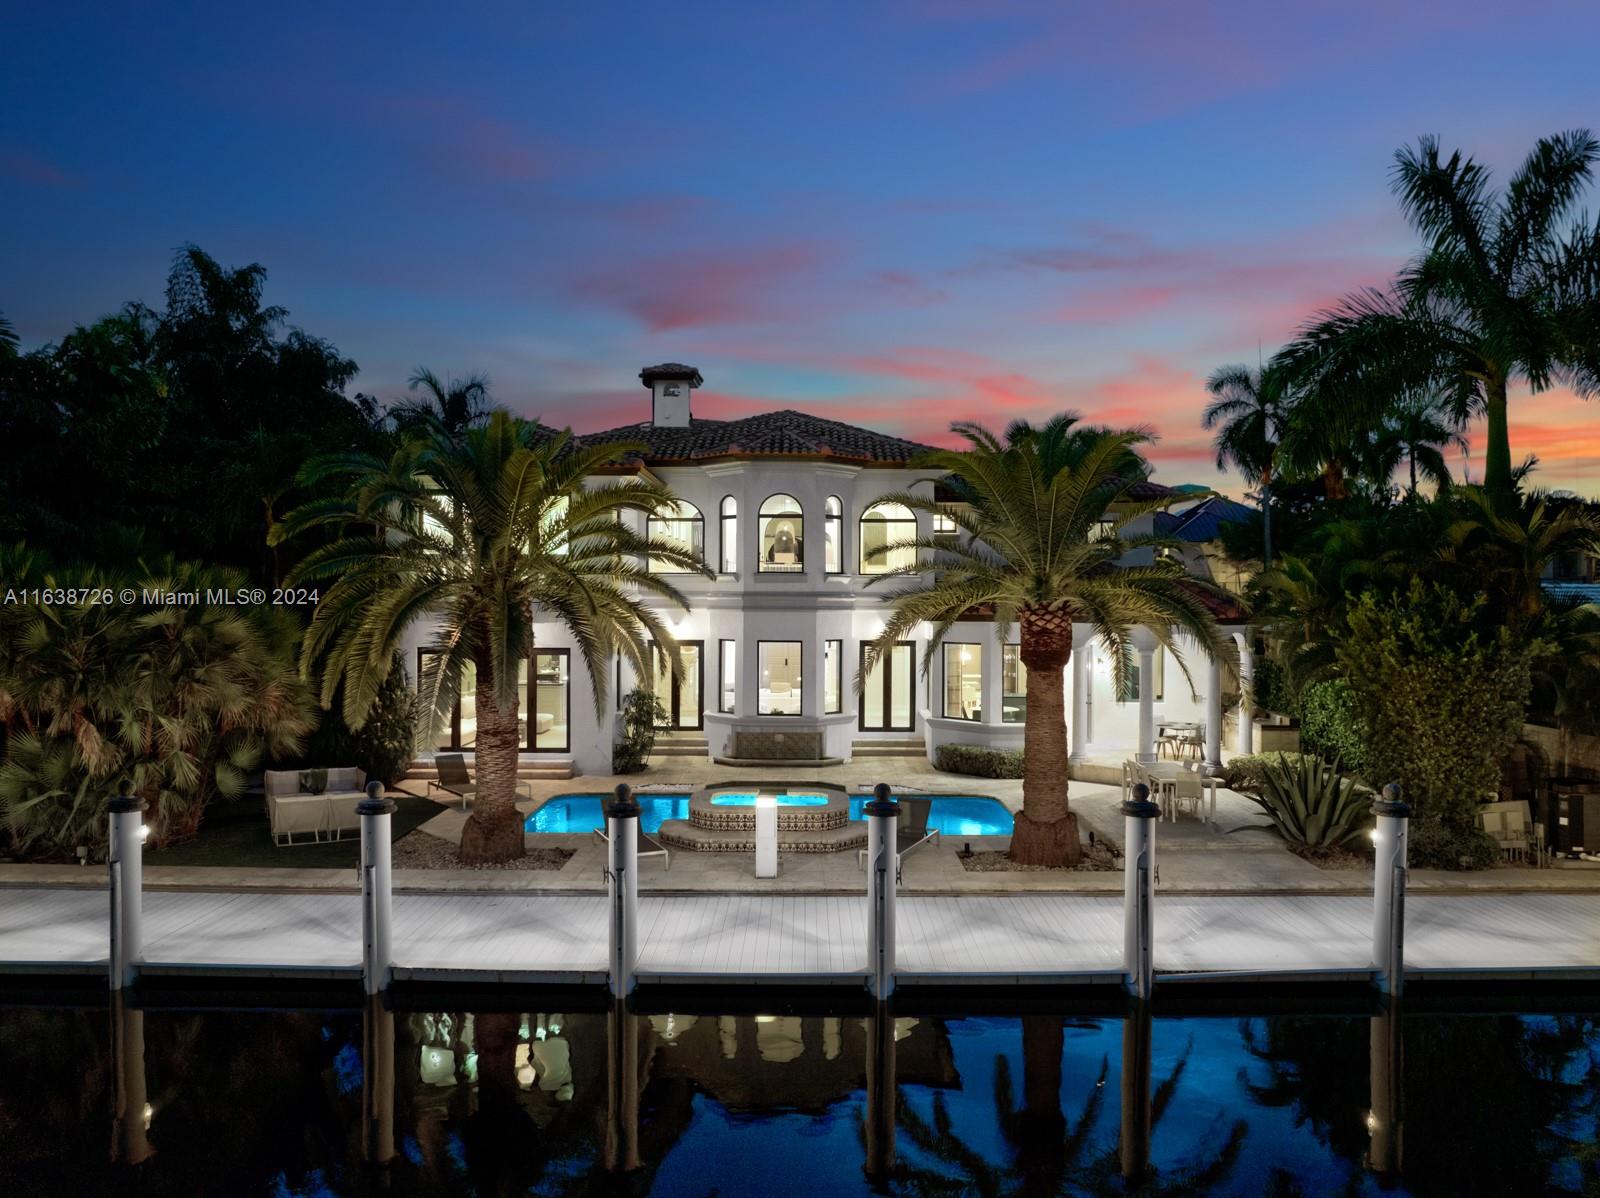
left=607, top=783, right=641, bottom=999
left=1122, top=784, right=1158, bottom=999
left=1234, top=632, right=1255, bottom=756
left=864, top=783, right=899, bottom=1001
left=1069, top=629, right=1089, bottom=763
left=754, top=794, right=778, bottom=878
left=359, top=784, right=395, bottom=996
left=107, top=786, right=146, bottom=992
left=1372, top=785, right=1410, bottom=999
left=1135, top=639, right=1156, bottom=765
left=1204, top=649, right=1223, bottom=772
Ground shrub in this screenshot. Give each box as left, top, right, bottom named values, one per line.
left=1409, top=817, right=1501, bottom=871
left=1236, top=752, right=1372, bottom=851
left=612, top=688, right=665, bottom=774
left=1220, top=751, right=1324, bottom=792
left=1337, top=580, right=1537, bottom=861
left=294, top=651, right=418, bottom=786
left=1297, top=677, right=1370, bottom=779
left=934, top=744, right=1024, bottom=779
left=1251, top=655, right=1293, bottom=717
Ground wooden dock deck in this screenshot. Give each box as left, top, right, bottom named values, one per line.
left=2, top=887, right=1596, bottom=989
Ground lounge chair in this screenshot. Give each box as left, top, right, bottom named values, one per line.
left=592, top=826, right=671, bottom=870
left=426, top=752, right=533, bottom=808
left=857, top=797, right=941, bottom=878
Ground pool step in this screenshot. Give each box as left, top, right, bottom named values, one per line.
left=852, top=738, right=926, bottom=759
left=655, top=818, right=868, bottom=854
left=652, top=732, right=710, bottom=758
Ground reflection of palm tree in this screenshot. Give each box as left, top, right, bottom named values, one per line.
left=883, top=1027, right=1246, bottom=1196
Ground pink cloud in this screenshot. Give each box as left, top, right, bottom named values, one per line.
left=0, top=149, right=78, bottom=187
left=573, top=242, right=830, bottom=331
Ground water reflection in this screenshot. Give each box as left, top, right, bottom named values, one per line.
left=0, top=997, right=1594, bottom=1195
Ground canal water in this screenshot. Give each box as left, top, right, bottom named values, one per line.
left=2, top=1002, right=1595, bottom=1195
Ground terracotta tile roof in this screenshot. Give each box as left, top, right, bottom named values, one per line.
left=577, top=410, right=936, bottom=465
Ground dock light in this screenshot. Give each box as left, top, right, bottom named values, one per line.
left=1365, top=1111, right=1377, bottom=1131
left=138, top=825, right=151, bottom=843
left=1369, top=828, right=1380, bottom=842
left=143, top=1102, right=153, bottom=1130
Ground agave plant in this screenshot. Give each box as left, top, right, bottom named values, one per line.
left=1236, top=752, right=1372, bottom=851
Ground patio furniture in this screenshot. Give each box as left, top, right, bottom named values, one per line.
left=1141, top=761, right=1219, bottom=825
left=263, top=767, right=368, bottom=845
left=857, top=797, right=941, bottom=876
left=426, top=752, right=534, bottom=809
left=1169, top=769, right=1205, bottom=820
left=1478, top=800, right=1547, bottom=866
left=592, top=826, right=671, bottom=870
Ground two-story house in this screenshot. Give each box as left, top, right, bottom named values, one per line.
left=401, top=364, right=1251, bottom=778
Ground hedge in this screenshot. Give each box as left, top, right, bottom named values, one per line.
left=934, top=744, right=1025, bottom=779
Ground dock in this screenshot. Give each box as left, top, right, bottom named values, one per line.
left=4, top=886, right=1597, bottom=991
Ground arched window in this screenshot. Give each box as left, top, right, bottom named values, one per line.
left=758, top=494, right=803, bottom=572
left=825, top=495, right=843, bottom=574
left=719, top=495, right=738, bottom=573
left=860, top=501, right=917, bottom=574
left=646, top=500, right=703, bottom=573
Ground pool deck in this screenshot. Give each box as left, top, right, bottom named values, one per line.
left=4, top=885, right=1596, bottom=990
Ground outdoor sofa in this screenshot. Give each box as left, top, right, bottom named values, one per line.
left=264, top=767, right=368, bottom=845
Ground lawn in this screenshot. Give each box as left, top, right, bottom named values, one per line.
left=146, top=792, right=445, bottom=869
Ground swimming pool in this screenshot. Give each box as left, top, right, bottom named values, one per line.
left=708, top=792, right=830, bottom=806
left=525, top=793, right=1014, bottom=836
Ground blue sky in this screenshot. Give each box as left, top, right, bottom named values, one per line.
left=6, top=1, right=1600, bottom=490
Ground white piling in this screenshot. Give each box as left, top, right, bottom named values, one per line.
left=607, top=783, right=641, bottom=1000
left=865, top=783, right=899, bottom=1001
left=358, top=783, right=395, bottom=996
left=755, top=794, right=778, bottom=878
left=1122, top=784, right=1159, bottom=1000
left=107, top=784, right=146, bottom=992
left=1372, top=784, right=1410, bottom=999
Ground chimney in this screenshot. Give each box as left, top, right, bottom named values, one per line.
left=639, top=362, right=702, bottom=428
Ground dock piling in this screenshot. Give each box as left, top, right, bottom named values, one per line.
left=865, top=782, right=900, bottom=1001
left=1372, top=784, right=1410, bottom=999
left=1122, top=784, right=1159, bottom=1000
left=606, top=783, right=641, bottom=999
left=107, top=782, right=146, bottom=992
left=358, top=783, right=396, bottom=996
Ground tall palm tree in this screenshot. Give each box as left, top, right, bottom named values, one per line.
left=274, top=410, right=711, bottom=863
left=1281, top=130, right=1600, bottom=497
left=1361, top=394, right=1468, bottom=497
left=862, top=417, right=1231, bottom=867
left=0, top=310, right=18, bottom=358
left=1203, top=362, right=1286, bottom=565
left=394, top=366, right=491, bottom=434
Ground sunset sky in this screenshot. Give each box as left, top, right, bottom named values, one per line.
left=6, top=2, right=1600, bottom=494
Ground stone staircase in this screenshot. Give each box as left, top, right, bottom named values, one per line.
left=851, top=737, right=926, bottom=759
left=651, top=731, right=710, bottom=758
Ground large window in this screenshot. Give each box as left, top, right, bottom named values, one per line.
left=942, top=642, right=982, bottom=721
left=825, top=496, right=843, bottom=574
left=649, top=640, right=704, bottom=729
left=647, top=500, right=703, bottom=573
left=419, top=650, right=476, bottom=750
left=824, top=639, right=842, bottom=714
left=758, top=494, right=803, bottom=572
left=526, top=650, right=570, bottom=750
left=719, top=496, right=737, bottom=573
left=718, top=639, right=736, bottom=714
left=860, top=501, right=917, bottom=574
left=861, top=641, right=915, bottom=730
left=933, top=509, right=958, bottom=545
left=1002, top=644, right=1026, bottom=724
left=758, top=641, right=803, bottom=715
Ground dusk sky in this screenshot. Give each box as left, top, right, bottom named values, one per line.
left=6, top=1, right=1600, bottom=494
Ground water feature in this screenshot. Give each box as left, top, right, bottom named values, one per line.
left=4, top=1000, right=1596, bottom=1195
left=525, top=793, right=1015, bottom=836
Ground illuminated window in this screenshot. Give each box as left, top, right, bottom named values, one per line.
left=860, top=502, right=917, bottom=574
left=824, top=639, right=842, bottom=714
left=719, top=496, right=737, bottom=573
left=942, top=643, right=982, bottom=721
left=647, top=500, right=703, bottom=573
left=719, top=639, right=736, bottom=714
left=1002, top=644, right=1026, bottom=724
left=758, top=494, right=803, bottom=572
left=825, top=496, right=843, bottom=574
left=758, top=641, right=803, bottom=714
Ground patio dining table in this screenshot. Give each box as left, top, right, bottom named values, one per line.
left=1138, top=760, right=1220, bottom=825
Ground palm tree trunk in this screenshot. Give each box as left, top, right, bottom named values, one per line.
left=1408, top=450, right=1418, bottom=497
left=1260, top=470, right=1273, bottom=568
left=1010, top=609, right=1082, bottom=867
left=1322, top=459, right=1348, bottom=501
left=1483, top=371, right=1512, bottom=497
left=457, top=656, right=525, bottom=864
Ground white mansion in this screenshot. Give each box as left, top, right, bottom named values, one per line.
left=402, top=364, right=1253, bottom=778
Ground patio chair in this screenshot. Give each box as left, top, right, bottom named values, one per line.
left=426, top=752, right=533, bottom=809
left=1478, top=800, right=1536, bottom=865
left=1121, top=759, right=1137, bottom=803
left=592, top=825, right=671, bottom=870
left=1169, top=769, right=1205, bottom=821
left=857, top=797, right=941, bottom=877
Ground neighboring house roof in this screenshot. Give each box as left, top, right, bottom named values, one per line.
left=577, top=410, right=937, bottom=466
left=1154, top=495, right=1254, bottom=542
left=1177, top=578, right=1250, bottom=622
left=1541, top=580, right=1600, bottom=606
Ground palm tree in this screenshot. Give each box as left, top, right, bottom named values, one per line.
left=274, top=409, right=711, bottom=863
left=1281, top=130, right=1600, bottom=497
left=1203, top=362, right=1286, bottom=565
left=394, top=366, right=491, bottom=434
left=1361, top=395, right=1468, bottom=497
left=862, top=416, right=1230, bottom=867
left=0, top=310, right=18, bottom=358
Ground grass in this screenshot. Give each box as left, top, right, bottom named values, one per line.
left=146, top=792, right=445, bottom=869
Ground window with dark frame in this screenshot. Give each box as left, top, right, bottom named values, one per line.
left=758, top=640, right=803, bottom=714
left=758, top=494, right=803, bottom=572
left=719, top=639, right=736, bottom=713
left=824, top=639, right=842, bottom=713
left=719, top=495, right=737, bottom=573
left=942, top=642, right=982, bottom=721
left=860, top=501, right=917, bottom=574
left=825, top=495, right=843, bottom=574
left=647, top=500, right=704, bottom=573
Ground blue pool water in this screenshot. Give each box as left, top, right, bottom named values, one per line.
left=708, top=792, right=829, bottom=806
left=525, top=793, right=1015, bottom=836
